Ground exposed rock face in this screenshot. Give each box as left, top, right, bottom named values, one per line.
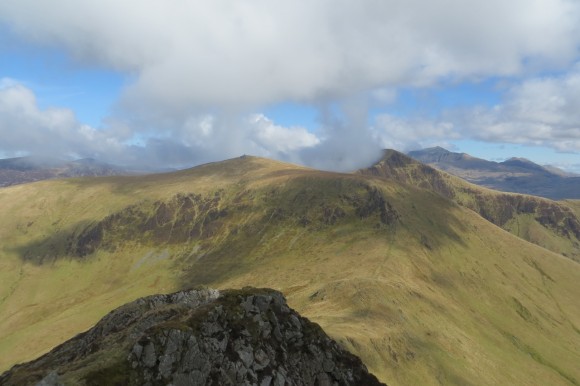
left=0, top=288, right=385, bottom=386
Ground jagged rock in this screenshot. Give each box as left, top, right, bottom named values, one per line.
left=0, top=287, right=385, bottom=386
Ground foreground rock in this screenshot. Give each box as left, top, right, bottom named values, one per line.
left=0, top=287, right=385, bottom=386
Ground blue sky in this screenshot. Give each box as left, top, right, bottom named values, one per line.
left=0, top=1, right=579, bottom=172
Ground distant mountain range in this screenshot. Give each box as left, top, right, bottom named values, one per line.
left=0, top=157, right=132, bottom=187
left=407, top=146, right=580, bottom=200
left=5, top=150, right=578, bottom=201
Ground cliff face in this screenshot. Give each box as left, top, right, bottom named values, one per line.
left=0, top=288, right=385, bottom=386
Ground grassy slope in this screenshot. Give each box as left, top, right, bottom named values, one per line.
left=359, top=150, right=580, bottom=263
left=0, top=156, right=579, bottom=385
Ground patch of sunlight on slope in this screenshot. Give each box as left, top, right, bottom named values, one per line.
left=0, top=248, right=178, bottom=372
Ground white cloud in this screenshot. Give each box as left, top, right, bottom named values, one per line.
left=249, top=114, right=319, bottom=154
left=1, top=0, right=578, bottom=111
left=0, top=80, right=321, bottom=167
left=0, top=81, right=147, bottom=163
left=299, top=98, right=384, bottom=171
left=0, top=77, right=20, bottom=89
left=170, top=112, right=321, bottom=164
left=1, top=1, right=579, bottom=168
left=372, top=114, right=459, bottom=151
left=0, top=81, right=86, bottom=155
left=455, top=67, right=580, bottom=152
left=365, top=67, right=580, bottom=156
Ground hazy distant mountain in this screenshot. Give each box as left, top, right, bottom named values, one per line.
left=542, top=164, right=579, bottom=177
left=407, top=146, right=580, bottom=200
left=0, top=156, right=131, bottom=187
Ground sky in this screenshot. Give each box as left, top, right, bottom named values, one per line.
left=0, top=1, right=580, bottom=172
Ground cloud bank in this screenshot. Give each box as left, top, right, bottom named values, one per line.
left=463, top=67, right=580, bottom=152
left=0, top=79, right=321, bottom=168
left=0, top=0, right=579, bottom=169
left=371, top=66, right=580, bottom=154
left=2, top=0, right=578, bottom=106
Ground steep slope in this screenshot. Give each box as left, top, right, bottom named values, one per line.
left=0, top=287, right=383, bottom=386
left=359, top=149, right=580, bottom=263
left=407, top=147, right=580, bottom=200
left=0, top=156, right=579, bottom=385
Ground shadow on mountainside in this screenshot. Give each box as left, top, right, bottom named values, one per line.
left=359, top=150, right=580, bottom=263
left=12, top=174, right=465, bottom=283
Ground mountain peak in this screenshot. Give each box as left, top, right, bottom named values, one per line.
left=425, top=146, right=451, bottom=153
left=72, top=157, right=98, bottom=165
left=372, top=149, right=420, bottom=169
left=407, top=147, right=471, bottom=164
left=505, top=156, right=532, bottom=163
left=500, top=157, right=549, bottom=173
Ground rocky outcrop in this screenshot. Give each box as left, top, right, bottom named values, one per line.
left=0, top=288, right=385, bottom=386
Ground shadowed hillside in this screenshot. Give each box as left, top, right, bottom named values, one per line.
left=0, top=155, right=579, bottom=385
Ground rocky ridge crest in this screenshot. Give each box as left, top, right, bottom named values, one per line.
left=0, top=288, right=384, bottom=386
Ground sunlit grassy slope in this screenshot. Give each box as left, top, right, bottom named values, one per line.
left=1, top=156, right=579, bottom=385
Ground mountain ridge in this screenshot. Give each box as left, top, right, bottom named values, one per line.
left=0, top=153, right=579, bottom=385
left=358, top=149, right=580, bottom=263
left=407, top=147, right=580, bottom=199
